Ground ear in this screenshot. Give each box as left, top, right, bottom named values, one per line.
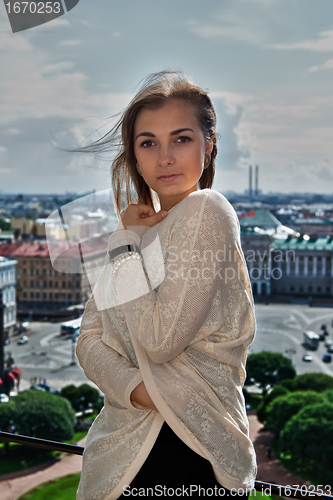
left=205, top=136, right=214, bottom=155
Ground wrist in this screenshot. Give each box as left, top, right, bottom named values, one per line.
left=126, top=225, right=148, bottom=238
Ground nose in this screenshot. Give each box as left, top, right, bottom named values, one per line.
left=158, top=144, right=175, bottom=167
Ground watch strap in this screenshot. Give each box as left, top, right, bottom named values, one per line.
left=108, top=244, right=141, bottom=262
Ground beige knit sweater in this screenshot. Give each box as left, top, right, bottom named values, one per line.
left=76, top=188, right=257, bottom=500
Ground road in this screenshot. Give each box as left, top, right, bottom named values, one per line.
left=249, top=303, right=333, bottom=376
left=4, top=321, right=87, bottom=391
left=4, top=303, right=333, bottom=392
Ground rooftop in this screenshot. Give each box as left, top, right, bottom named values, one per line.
left=0, top=239, right=108, bottom=260
left=273, top=235, right=333, bottom=251
left=239, top=208, right=281, bottom=229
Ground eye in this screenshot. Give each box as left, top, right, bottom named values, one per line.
left=140, top=140, right=154, bottom=148
left=176, top=136, right=192, bottom=144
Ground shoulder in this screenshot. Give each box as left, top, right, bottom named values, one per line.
left=181, top=188, right=235, bottom=213
left=201, top=189, right=235, bottom=214
left=186, top=189, right=239, bottom=228
left=169, top=189, right=239, bottom=241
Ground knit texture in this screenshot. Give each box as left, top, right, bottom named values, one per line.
left=76, top=189, right=257, bottom=500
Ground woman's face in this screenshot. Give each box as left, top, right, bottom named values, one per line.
left=133, top=99, right=213, bottom=212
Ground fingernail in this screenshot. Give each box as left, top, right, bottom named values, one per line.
left=161, top=211, right=168, bottom=217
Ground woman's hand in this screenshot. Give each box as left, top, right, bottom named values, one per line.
left=130, top=381, right=158, bottom=411
left=118, top=204, right=168, bottom=236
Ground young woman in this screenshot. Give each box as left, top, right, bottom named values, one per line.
left=75, top=70, right=257, bottom=500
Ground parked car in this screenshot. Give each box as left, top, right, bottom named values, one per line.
left=17, top=335, right=29, bottom=345
left=302, top=354, right=313, bottom=362
left=30, top=385, right=47, bottom=391
left=325, top=339, right=333, bottom=348
left=67, top=328, right=80, bottom=340
left=322, top=353, right=332, bottom=363
left=327, top=345, right=333, bottom=354
left=0, top=393, right=9, bottom=403
left=36, top=383, right=59, bottom=394
left=319, top=332, right=326, bottom=341
left=321, top=324, right=327, bottom=330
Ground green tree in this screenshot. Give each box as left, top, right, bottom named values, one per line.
left=60, top=383, right=100, bottom=413
left=265, top=390, right=325, bottom=437
left=280, top=372, right=333, bottom=393
left=0, top=217, right=11, bottom=231
left=280, top=402, right=333, bottom=484
left=60, top=384, right=80, bottom=411
left=77, top=384, right=100, bottom=410
left=0, top=400, right=15, bottom=431
left=245, top=351, right=296, bottom=395
left=324, top=388, right=333, bottom=403
left=8, top=391, right=75, bottom=442
left=256, top=384, right=289, bottom=424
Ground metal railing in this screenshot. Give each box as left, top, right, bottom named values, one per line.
left=1, top=431, right=333, bottom=499
left=0, top=430, right=83, bottom=455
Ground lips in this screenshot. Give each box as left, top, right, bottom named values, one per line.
left=158, top=174, right=180, bottom=181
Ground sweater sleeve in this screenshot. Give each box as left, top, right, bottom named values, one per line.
left=76, top=291, right=144, bottom=411
left=104, top=191, right=252, bottom=365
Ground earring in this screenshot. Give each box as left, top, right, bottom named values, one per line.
left=136, top=162, right=143, bottom=176
left=204, top=154, right=211, bottom=170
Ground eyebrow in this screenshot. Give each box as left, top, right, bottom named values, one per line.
left=135, top=128, right=196, bottom=141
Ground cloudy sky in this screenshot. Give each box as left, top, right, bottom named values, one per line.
left=1, top=0, right=333, bottom=196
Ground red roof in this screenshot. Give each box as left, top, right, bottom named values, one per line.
left=0, top=242, right=49, bottom=258
left=0, top=238, right=108, bottom=260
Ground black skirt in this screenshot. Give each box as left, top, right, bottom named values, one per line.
left=118, top=422, right=249, bottom=498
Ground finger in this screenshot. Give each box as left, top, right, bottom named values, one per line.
left=146, top=210, right=168, bottom=225
left=137, top=205, right=156, bottom=218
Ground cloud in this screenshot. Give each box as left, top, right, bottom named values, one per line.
left=33, top=17, right=70, bottom=29
left=185, top=1, right=273, bottom=45
left=0, top=115, right=112, bottom=194
left=58, top=40, right=82, bottom=47
left=40, top=61, right=76, bottom=74
left=3, top=128, right=23, bottom=136
left=307, top=58, right=333, bottom=72
left=316, top=161, right=333, bottom=182
left=0, top=32, right=33, bottom=51
left=206, top=85, right=333, bottom=194
left=270, top=30, right=333, bottom=52
left=186, top=20, right=262, bottom=44
left=210, top=93, right=254, bottom=172
left=209, top=88, right=333, bottom=194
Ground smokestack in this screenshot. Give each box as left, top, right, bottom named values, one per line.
left=255, top=165, right=258, bottom=196
left=249, top=165, right=252, bottom=198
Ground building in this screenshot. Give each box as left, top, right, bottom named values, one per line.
left=271, top=235, right=333, bottom=298
left=239, top=207, right=282, bottom=232
left=0, top=238, right=107, bottom=317
left=0, top=256, right=17, bottom=335
left=240, top=229, right=272, bottom=296
left=239, top=208, right=298, bottom=297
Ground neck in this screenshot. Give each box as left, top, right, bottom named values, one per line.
left=159, top=185, right=199, bottom=212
